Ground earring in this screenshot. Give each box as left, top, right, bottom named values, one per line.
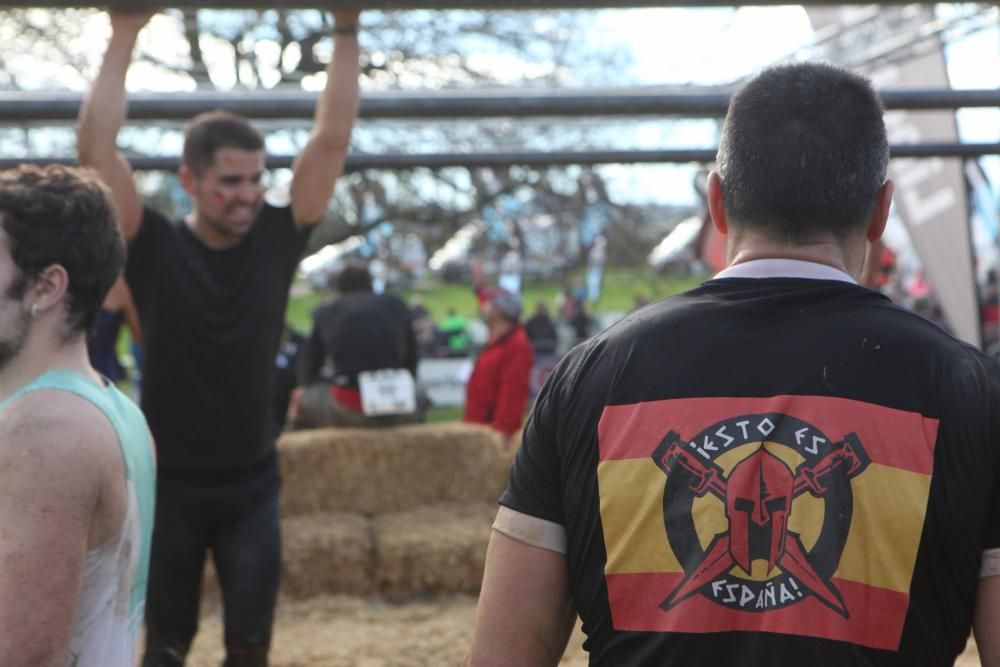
left=29, top=303, right=40, bottom=319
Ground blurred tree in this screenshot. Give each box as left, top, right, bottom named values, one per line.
left=0, top=8, right=699, bottom=275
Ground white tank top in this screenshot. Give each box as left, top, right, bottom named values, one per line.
left=66, top=480, right=145, bottom=666
left=0, top=370, right=155, bottom=667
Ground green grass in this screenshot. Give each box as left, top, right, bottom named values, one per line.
left=426, top=405, right=464, bottom=423
left=286, top=290, right=326, bottom=331
left=287, top=266, right=704, bottom=331
left=592, top=266, right=704, bottom=314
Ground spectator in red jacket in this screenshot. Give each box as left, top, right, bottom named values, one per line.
left=464, top=287, right=534, bottom=446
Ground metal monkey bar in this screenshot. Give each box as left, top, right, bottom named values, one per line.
left=2, top=142, right=997, bottom=172
left=0, top=0, right=937, bottom=8
left=0, top=88, right=997, bottom=122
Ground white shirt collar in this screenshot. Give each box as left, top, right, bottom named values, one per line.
left=714, top=258, right=857, bottom=284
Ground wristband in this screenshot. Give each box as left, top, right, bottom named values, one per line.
left=333, top=25, right=358, bottom=35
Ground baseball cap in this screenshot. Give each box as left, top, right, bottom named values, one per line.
left=479, top=287, right=522, bottom=321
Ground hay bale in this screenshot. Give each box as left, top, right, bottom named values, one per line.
left=373, top=502, right=497, bottom=601
left=279, top=422, right=509, bottom=516
left=282, top=512, right=373, bottom=598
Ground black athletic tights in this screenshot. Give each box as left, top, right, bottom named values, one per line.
left=141, top=451, right=282, bottom=667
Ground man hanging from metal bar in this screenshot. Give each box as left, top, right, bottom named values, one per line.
left=76, top=7, right=362, bottom=666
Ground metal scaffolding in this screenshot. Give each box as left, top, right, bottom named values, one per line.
left=0, top=4, right=994, bottom=170
left=0, top=0, right=935, bottom=8
left=2, top=86, right=995, bottom=168
left=1, top=143, right=996, bottom=172
left=0, top=88, right=998, bottom=122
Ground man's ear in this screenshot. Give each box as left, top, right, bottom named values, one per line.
left=867, top=180, right=894, bottom=243
left=707, top=171, right=729, bottom=236
left=27, top=264, right=69, bottom=314
left=179, top=165, right=198, bottom=198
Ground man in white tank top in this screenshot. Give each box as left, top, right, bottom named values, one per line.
left=0, top=165, right=156, bottom=666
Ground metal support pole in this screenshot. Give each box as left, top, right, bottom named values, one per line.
left=0, top=0, right=937, bottom=8
left=0, top=88, right=996, bottom=122
left=1, top=143, right=996, bottom=172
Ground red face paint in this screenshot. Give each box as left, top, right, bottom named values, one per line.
left=210, top=188, right=227, bottom=203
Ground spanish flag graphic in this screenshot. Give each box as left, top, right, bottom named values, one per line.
left=597, top=395, right=938, bottom=651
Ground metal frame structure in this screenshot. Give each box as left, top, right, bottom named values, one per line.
left=0, top=3, right=995, bottom=168
left=0, top=0, right=937, bottom=8
left=0, top=88, right=998, bottom=122
left=1, top=142, right=997, bottom=172
left=1, top=86, right=996, bottom=169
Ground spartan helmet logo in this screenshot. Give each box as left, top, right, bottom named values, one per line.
left=652, top=419, right=870, bottom=617
left=727, top=449, right=793, bottom=575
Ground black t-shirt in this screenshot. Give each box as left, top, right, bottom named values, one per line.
left=126, top=203, right=311, bottom=470
left=298, top=291, right=418, bottom=388
left=502, top=277, right=1000, bottom=666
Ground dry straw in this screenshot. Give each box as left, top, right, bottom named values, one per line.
left=267, top=422, right=513, bottom=599
left=278, top=422, right=508, bottom=517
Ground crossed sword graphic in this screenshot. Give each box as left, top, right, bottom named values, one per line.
left=654, top=432, right=870, bottom=617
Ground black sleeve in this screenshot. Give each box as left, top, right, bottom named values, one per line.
left=499, top=345, right=586, bottom=525
left=124, top=206, right=171, bottom=315
left=258, top=201, right=314, bottom=279
left=297, top=306, right=328, bottom=385
left=399, top=298, right=420, bottom=376
left=985, top=356, right=1000, bottom=550
left=384, top=294, right=419, bottom=376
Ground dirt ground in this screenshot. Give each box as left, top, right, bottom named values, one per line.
left=186, top=594, right=584, bottom=666
left=185, top=594, right=979, bottom=666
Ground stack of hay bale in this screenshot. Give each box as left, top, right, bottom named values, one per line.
left=276, top=421, right=511, bottom=602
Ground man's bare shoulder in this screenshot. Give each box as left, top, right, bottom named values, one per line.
left=0, top=389, right=118, bottom=503
left=0, top=389, right=123, bottom=665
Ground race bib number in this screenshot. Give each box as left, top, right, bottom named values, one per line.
left=358, top=369, right=417, bottom=416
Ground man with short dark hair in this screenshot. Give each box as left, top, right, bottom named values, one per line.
left=77, top=8, right=362, bottom=666
left=466, top=61, right=1000, bottom=666
left=296, top=263, right=422, bottom=428
left=0, top=164, right=156, bottom=666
